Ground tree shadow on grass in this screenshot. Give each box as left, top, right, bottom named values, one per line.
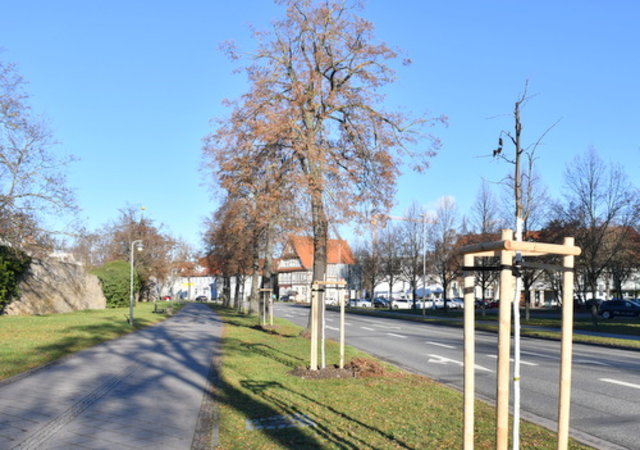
left=240, top=379, right=413, bottom=450
left=244, top=342, right=306, bottom=369
left=212, top=377, right=327, bottom=449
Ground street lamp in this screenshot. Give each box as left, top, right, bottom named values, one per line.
left=421, top=213, right=427, bottom=315
left=129, top=239, right=143, bottom=326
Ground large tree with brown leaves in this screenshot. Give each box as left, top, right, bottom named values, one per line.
left=206, top=0, right=442, bottom=362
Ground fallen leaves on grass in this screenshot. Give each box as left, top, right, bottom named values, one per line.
left=289, top=357, right=388, bottom=379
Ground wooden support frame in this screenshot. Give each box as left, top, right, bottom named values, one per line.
left=309, top=280, right=347, bottom=371
left=458, top=230, right=581, bottom=450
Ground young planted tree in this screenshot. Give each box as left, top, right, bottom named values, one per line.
left=209, top=0, right=442, bottom=368
left=491, top=81, right=558, bottom=444
left=0, top=59, right=76, bottom=248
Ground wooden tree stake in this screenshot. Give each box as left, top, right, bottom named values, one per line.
left=496, top=229, right=514, bottom=450
left=463, top=253, right=475, bottom=449
left=557, top=237, right=575, bottom=449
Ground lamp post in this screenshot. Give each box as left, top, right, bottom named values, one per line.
left=129, top=239, right=144, bottom=326
left=421, top=212, right=427, bottom=315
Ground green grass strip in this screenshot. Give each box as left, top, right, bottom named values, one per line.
left=211, top=306, right=591, bottom=449
left=0, top=302, right=182, bottom=380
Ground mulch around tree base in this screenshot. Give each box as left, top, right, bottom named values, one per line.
left=289, top=357, right=387, bottom=379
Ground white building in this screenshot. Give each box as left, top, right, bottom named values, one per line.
left=277, top=236, right=355, bottom=304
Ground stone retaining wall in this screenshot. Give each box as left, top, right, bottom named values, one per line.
left=4, top=259, right=106, bottom=315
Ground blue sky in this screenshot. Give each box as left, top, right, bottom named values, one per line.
left=2, top=1, right=639, bottom=249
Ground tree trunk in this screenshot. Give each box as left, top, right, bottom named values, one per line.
left=223, top=274, right=231, bottom=307
left=388, top=275, right=394, bottom=310
left=235, top=275, right=243, bottom=313
left=481, top=283, right=487, bottom=317
left=308, top=176, right=328, bottom=329
left=589, top=279, right=599, bottom=326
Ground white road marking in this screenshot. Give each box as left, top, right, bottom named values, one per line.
left=426, top=341, right=456, bottom=349
left=427, top=354, right=493, bottom=373
left=574, top=359, right=611, bottom=367
left=600, top=378, right=640, bottom=390
left=345, top=322, right=353, bottom=326
left=325, top=318, right=334, bottom=322
left=375, top=325, right=402, bottom=330
left=521, top=350, right=555, bottom=359
left=361, top=327, right=375, bottom=331
left=387, top=333, right=407, bottom=339
left=326, top=326, right=339, bottom=331
left=485, top=355, right=538, bottom=366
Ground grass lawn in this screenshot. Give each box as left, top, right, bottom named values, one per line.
left=0, top=302, right=181, bottom=381
left=212, top=306, right=591, bottom=449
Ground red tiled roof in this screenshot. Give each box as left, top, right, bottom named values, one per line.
left=288, top=236, right=355, bottom=270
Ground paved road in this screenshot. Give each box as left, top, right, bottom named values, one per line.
left=277, top=303, right=639, bottom=450
left=0, top=303, right=221, bottom=450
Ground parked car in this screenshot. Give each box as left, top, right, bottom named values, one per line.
left=325, top=297, right=338, bottom=306
left=348, top=298, right=372, bottom=308
left=195, top=295, right=207, bottom=302
left=390, top=298, right=412, bottom=310
left=447, top=298, right=464, bottom=309
left=430, top=298, right=445, bottom=309
left=373, top=298, right=389, bottom=308
left=161, top=295, right=172, bottom=301
left=598, top=299, right=640, bottom=319
left=485, top=299, right=499, bottom=309
left=475, top=299, right=490, bottom=309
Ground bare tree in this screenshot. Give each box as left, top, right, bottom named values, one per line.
left=379, top=223, right=403, bottom=307
left=428, top=197, right=459, bottom=309
left=0, top=59, right=75, bottom=248
left=470, top=181, right=501, bottom=314
left=353, top=235, right=383, bottom=300
left=559, top=148, right=640, bottom=324
left=399, top=204, right=424, bottom=307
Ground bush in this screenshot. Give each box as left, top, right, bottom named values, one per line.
left=91, top=260, right=140, bottom=308
left=0, top=245, right=31, bottom=314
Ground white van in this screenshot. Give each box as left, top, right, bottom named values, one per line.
left=391, top=298, right=413, bottom=310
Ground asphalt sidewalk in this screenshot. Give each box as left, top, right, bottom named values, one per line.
left=0, top=303, right=222, bottom=450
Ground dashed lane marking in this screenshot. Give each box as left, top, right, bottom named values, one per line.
left=600, top=378, right=640, bottom=390
left=427, top=354, right=493, bottom=373
left=426, top=341, right=456, bottom=349
left=485, top=355, right=538, bottom=366
left=386, top=333, right=407, bottom=339
left=360, top=327, right=375, bottom=331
